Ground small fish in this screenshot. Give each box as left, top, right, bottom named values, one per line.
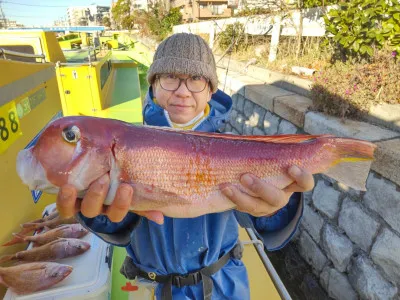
left=21, top=215, right=78, bottom=231
left=0, top=238, right=90, bottom=264
left=2, top=211, right=61, bottom=247
left=27, top=210, right=59, bottom=225
left=16, top=116, right=377, bottom=218
left=3, top=224, right=88, bottom=247
left=0, top=262, right=72, bottom=295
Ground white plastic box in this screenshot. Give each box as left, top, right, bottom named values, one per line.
left=4, top=203, right=112, bottom=300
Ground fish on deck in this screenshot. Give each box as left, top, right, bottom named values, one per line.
left=2, top=224, right=88, bottom=247
left=16, top=116, right=377, bottom=218
left=0, top=238, right=90, bottom=264
left=0, top=262, right=72, bottom=295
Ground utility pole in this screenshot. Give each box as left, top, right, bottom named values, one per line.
left=0, top=0, right=8, bottom=29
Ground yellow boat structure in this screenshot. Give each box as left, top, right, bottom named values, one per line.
left=0, top=29, right=289, bottom=300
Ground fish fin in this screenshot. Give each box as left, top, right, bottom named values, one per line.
left=153, top=126, right=330, bottom=144
left=21, top=222, right=42, bottom=230
left=104, top=155, right=120, bottom=206
left=323, top=160, right=373, bottom=191
left=1, top=234, right=25, bottom=247
left=0, top=255, right=15, bottom=264
left=323, top=138, right=377, bottom=191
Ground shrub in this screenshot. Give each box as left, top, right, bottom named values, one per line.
left=310, top=49, right=400, bottom=119
left=218, top=22, right=246, bottom=52
left=323, top=0, right=400, bottom=60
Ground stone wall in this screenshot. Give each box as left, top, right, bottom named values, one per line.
left=130, top=34, right=400, bottom=299
left=218, top=68, right=400, bottom=300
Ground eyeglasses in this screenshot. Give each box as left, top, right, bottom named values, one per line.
left=156, top=74, right=209, bottom=93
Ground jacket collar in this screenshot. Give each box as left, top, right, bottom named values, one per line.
left=143, top=87, right=232, bottom=133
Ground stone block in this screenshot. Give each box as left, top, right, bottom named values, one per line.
left=243, top=99, right=255, bottom=118
left=364, top=173, right=400, bottom=234
left=232, top=128, right=240, bottom=135
left=302, top=204, right=324, bottom=243
left=371, top=228, right=400, bottom=285
left=243, top=122, right=253, bottom=135
left=252, top=127, right=264, bottom=136
left=298, top=231, right=328, bottom=272
left=372, top=138, right=400, bottom=187
left=236, top=94, right=245, bottom=112
left=303, top=190, right=313, bottom=205
left=263, top=111, right=280, bottom=135
left=231, top=93, right=239, bottom=110
left=366, top=103, right=400, bottom=133
left=224, top=124, right=232, bottom=133
left=304, top=111, right=399, bottom=141
left=319, top=267, right=330, bottom=291
left=278, top=119, right=298, bottom=134
left=321, top=224, right=353, bottom=272
left=274, top=94, right=313, bottom=127
left=253, top=104, right=266, bottom=128
left=244, top=84, right=294, bottom=112
left=321, top=267, right=358, bottom=300
left=349, top=255, right=398, bottom=300
left=338, top=197, right=380, bottom=252
left=312, top=180, right=341, bottom=219
left=243, top=104, right=265, bottom=132
left=230, top=110, right=245, bottom=134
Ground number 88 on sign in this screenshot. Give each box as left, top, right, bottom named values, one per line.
left=0, top=101, right=22, bottom=154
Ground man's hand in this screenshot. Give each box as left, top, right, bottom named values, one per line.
left=56, top=173, right=164, bottom=224
left=221, top=166, right=314, bottom=217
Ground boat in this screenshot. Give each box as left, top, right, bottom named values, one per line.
left=0, top=29, right=287, bottom=300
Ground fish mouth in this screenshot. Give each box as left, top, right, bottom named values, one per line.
left=16, top=149, right=58, bottom=193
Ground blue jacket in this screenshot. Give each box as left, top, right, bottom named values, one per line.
left=77, top=88, right=304, bottom=299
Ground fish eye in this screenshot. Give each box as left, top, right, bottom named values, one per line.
left=62, top=126, right=81, bottom=143
left=51, top=272, right=59, bottom=277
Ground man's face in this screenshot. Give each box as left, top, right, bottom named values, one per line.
left=152, top=74, right=212, bottom=124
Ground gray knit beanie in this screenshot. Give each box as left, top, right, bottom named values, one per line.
left=147, top=33, right=218, bottom=93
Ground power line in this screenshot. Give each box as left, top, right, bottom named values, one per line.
left=2, top=1, right=69, bottom=7
left=6, top=14, right=53, bottom=18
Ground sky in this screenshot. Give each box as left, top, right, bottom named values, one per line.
left=2, top=0, right=113, bottom=27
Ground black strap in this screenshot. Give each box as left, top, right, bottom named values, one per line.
left=121, top=243, right=243, bottom=300
left=160, top=251, right=231, bottom=300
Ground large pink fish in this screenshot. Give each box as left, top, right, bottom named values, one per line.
left=16, top=116, right=376, bottom=218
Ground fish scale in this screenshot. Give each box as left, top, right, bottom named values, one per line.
left=16, top=116, right=377, bottom=218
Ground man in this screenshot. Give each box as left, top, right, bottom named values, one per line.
left=57, top=33, right=314, bottom=300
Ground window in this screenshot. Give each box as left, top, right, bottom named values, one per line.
left=0, top=45, right=36, bottom=63
left=100, top=59, right=112, bottom=89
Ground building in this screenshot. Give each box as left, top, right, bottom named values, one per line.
left=171, top=0, right=232, bottom=22
left=131, top=0, right=149, bottom=11
left=53, top=17, right=69, bottom=27
left=235, top=0, right=287, bottom=12
left=67, top=5, right=110, bottom=26
left=0, top=18, right=24, bottom=29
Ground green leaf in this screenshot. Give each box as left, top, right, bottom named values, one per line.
left=329, top=10, right=339, bottom=17
left=353, top=40, right=360, bottom=52
left=366, top=46, right=374, bottom=56
left=360, top=45, right=368, bottom=54
left=376, top=34, right=385, bottom=43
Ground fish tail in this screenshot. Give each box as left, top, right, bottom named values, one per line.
left=0, top=254, right=15, bottom=264
left=322, top=137, right=377, bottom=191
left=1, top=233, right=26, bottom=247
left=21, top=222, right=41, bottom=230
